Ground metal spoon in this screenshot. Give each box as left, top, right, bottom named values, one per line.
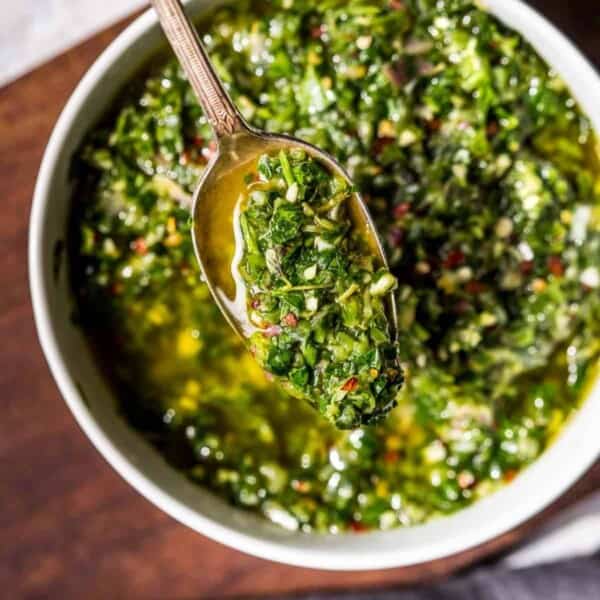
left=150, top=0, right=397, bottom=338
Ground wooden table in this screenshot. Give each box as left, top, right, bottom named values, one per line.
left=1, top=2, right=599, bottom=597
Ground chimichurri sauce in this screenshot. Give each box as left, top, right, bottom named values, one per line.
left=237, top=149, right=401, bottom=429
left=71, top=0, right=600, bottom=533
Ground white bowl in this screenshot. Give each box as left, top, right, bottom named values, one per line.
left=30, top=0, right=600, bottom=570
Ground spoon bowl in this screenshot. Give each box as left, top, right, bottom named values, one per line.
left=191, top=126, right=397, bottom=339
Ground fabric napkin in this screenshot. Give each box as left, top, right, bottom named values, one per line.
left=298, top=557, right=600, bottom=600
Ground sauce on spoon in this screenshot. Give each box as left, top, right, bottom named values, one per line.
left=198, top=145, right=402, bottom=428
left=151, top=0, right=402, bottom=427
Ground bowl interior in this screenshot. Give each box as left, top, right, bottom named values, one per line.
left=30, top=0, right=600, bottom=570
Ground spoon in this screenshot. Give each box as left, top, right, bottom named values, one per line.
left=150, top=0, right=398, bottom=339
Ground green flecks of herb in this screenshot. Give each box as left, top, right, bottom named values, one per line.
left=269, top=203, right=303, bottom=244
left=279, top=150, right=296, bottom=186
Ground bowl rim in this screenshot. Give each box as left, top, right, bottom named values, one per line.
left=29, top=0, right=600, bottom=571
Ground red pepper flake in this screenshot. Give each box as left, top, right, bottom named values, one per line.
left=503, top=469, right=518, bottom=483
left=547, top=256, right=564, bottom=278
left=465, top=281, right=487, bottom=294
left=310, top=24, right=325, bottom=39
left=426, top=118, right=442, bottom=132
left=132, top=237, right=148, bottom=256
left=193, top=135, right=204, bottom=148
left=443, top=249, right=465, bottom=269
left=350, top=521, right=369, bottom=533
left=201, top=140, right=218, bottom=161
left=388, top=227, right=404, bottom=248
left=384, top=451, right=399, bottom=464
left=264, top=325, right=282, bottom=338
left=373, top=136, right=395, bottom=155
left=282, top=312, right=298, bottom=328
left=486, top=121, right=499, bottom=137
left=389, top=0, right=405, bottom=10
left=292, top=480, right=311, bottom=493
left=519, top=260, right=534, bottom=275
left=393, top=202, right=411, bottom=219
left=341, top=377, right=359, bottom=392
left=384, top=60, right=407, bottom=87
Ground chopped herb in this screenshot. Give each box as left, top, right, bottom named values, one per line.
left=71, top=0, right=600, bottom=534
left=238, top=149, right=401, bottom=429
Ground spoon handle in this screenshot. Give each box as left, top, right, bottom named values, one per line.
left=150, top=0, right=246, bottom=139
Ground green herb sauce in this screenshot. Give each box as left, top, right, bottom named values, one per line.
left=237, top=149, right=401, bottom=429
left=71, top=0, right=600, bottom=533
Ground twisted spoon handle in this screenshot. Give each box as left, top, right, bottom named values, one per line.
left=150, top=0, right=246, bottom=139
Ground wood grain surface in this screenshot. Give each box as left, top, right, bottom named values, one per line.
left=1, top=2, right=599, bottom=598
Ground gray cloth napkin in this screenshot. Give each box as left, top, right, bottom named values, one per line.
left=297, top=558, right=600, bottom=600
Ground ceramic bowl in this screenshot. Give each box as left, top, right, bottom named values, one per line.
left=29, top=0, right=600, bottom=570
